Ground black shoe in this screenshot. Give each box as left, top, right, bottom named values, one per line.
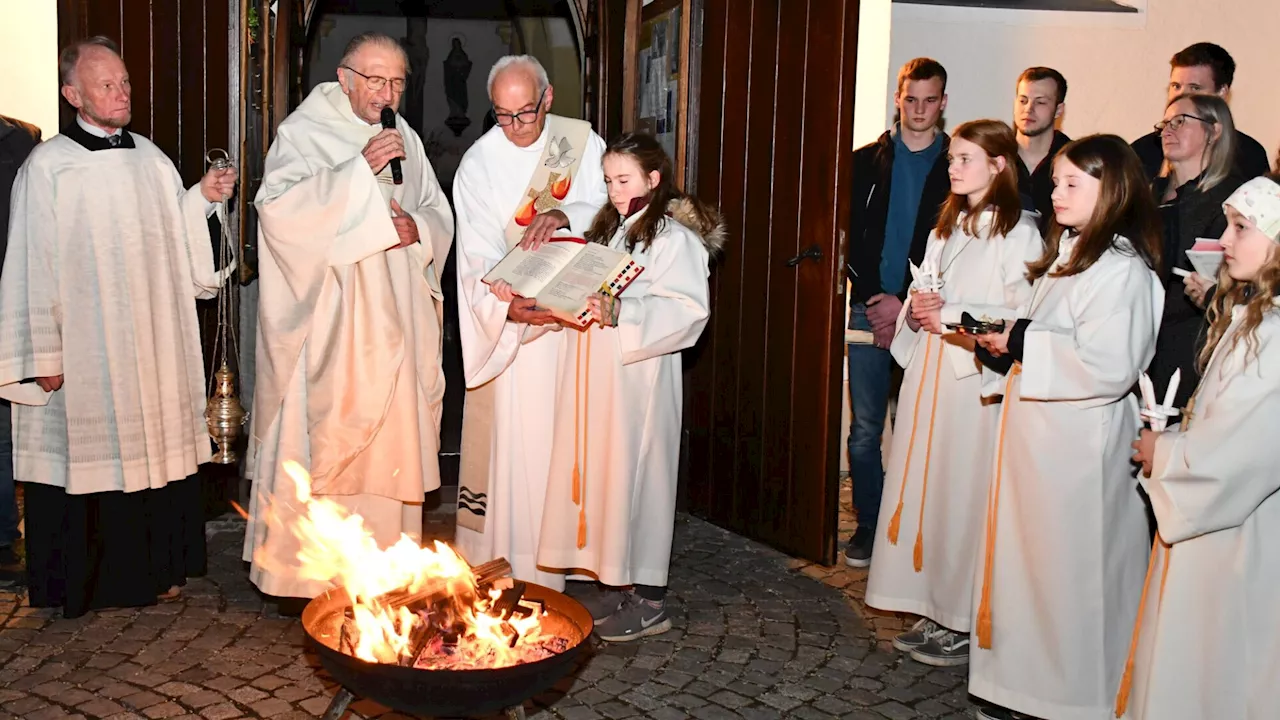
left=0, top=545, right=23, bottom=583
left=844, top=527, right=874, bottom=568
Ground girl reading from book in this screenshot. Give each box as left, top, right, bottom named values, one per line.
left=865, top=119, right=1043, bottom=669
left=1121, top=174, right=1280, bottom=720
left=534, top=132, right=725, bottom=642
left=968, top=134, right=1163, bottom=720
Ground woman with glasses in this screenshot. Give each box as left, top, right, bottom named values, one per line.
left=1147, top=93, right=1246, bottom=416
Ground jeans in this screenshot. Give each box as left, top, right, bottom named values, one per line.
left=846, top=305, right=893, bottom=534
left=0, top=401, right=18, bottom=547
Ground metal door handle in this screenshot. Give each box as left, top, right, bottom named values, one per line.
left=786, top=245, right=823, bottom=267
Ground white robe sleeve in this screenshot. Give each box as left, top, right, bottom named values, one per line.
left=452, top=157, right=529, bottom=387
left=399, top=146, right=455, bottom=300
left=614, top=225, right=711, bottom=365
left=558, top=132, right=609, bottom=235
left=0, top=159, right=61, bottom=405
left=1019, top=257, right=1161, bottom=407
left=1144, top=343, right=1280, bottom=544
left=255, top=132, right=396, bottom=269
left=940, top=222, right=1041, bottom=325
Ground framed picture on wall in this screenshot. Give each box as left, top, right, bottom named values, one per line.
left=623, top=0, right=693, bottom=188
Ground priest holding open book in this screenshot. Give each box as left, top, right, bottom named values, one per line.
left=453, top=55, right=608, bottom=590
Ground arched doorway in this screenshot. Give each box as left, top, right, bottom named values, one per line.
left=285, top=0, right=592, bottom=488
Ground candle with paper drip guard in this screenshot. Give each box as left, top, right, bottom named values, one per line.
left=1138, top=369, right=1181, bottom=432
left=908, top=256, right=944, bottom=294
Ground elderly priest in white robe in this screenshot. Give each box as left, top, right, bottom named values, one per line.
left=244, top=32, right=454, bottom=610
left=0, top=36, right=237, bottom=618
left=453, top=55, right=607, bottom=589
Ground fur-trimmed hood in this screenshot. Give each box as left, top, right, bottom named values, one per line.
left=667, top=196, right=728, bottom=256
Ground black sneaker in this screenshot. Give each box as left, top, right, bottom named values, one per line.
left=844, top=527, right=874, bottom=568
left=0, top=545, right=22, bottom=584
left=891, top=618, right=943, bottom=652
left=909, top=630, right=970, bottom=666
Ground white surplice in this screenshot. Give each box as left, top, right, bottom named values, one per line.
left=1125, top=299, right=1280, bottom=720
left=0, top=134, right=221, bottom=493
left=969, top=234, right=1162, bottom=720
left=866, top=211, right=1041, bottom=631
left=243, top=82, right=454, bottom=599
left=536, top=202, right=716, bottom=587
left=452, top=124, right=607, bottom=589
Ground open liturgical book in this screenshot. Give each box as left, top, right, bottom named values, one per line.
left=483, top=235, right=645, bottom=328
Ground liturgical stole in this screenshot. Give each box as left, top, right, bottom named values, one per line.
left=458, top=114, right=593, bottom=535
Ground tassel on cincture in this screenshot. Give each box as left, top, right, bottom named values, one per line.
left=577, top=507, right=587, bottom=549
left=912, top=532, right=923, bottom=573
left=886, top=503, right=904, bottom=544
left=572, top=465, right=581, bottom=505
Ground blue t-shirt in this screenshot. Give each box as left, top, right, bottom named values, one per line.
left=879, top=128, right=944, bottom=296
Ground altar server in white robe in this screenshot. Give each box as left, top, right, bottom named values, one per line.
left=517, top=133, right=722, bottom=641
left=0, top=37, right=236, bottom=618
left=244, top=33, right=454, bottom=607
left=453, top=55, right=607, bottom=589
left=866, top=120, right=1041, bottom=667
left=1121, top=174, right=1280, bottom=720
left=970, top=135, right=1163, bottom=720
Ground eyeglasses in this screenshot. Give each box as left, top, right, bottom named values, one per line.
left=1155, top=114, right=1212, bottom=133
left=342, top=66, right=406, bottom=93
left=493, top=88, right=547, bottom=127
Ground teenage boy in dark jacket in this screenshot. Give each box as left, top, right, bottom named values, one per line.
left=844, top=58, right=951, bottom=567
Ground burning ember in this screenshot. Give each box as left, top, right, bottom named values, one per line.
left=278, top=461, right=571, bottom=670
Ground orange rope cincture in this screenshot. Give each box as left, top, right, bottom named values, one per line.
left=1114, top=537, right=1171, bottom=717
left=888, top=334, right=934, bottom=545
left=913, top=339, right=947, bottom=572
left=574, top=328, right=593, bottom=549
left=1115, top=395, right=1194, bottom=716
left=976, top=363, right=1021, bottom=650
left=572, top=332, right=582, bottom=505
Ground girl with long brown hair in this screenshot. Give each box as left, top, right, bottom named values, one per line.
left=1124, top=174, right=1280, bottom=719
left=969, top=134, right=1163, bottom=720
left=534, top=132, right=725, bottom=642
left=865, top=119, right=1042, bottom=669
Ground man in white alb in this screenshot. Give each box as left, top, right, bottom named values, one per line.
left=453, top=55, right=607, bottom=589
left=0, top=36, right=236, bottom=618
left=244, top=32, right=454, bottom=610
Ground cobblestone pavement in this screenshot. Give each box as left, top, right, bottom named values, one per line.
left=0, top=478, right=974, bottom=719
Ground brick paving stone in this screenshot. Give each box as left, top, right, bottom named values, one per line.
left=77, top=697, right=127, bottom=716
left=0, top=509, right=978, bottom=719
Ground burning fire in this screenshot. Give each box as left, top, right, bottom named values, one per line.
left=279, top=461, right=563, bottom=669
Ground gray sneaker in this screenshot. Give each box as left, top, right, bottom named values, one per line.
left=570, top=584, right=628, bottom=622
left=595, top=594, right=671, bottom=642
left=891, top=618, right=943, bottom=652
left=909, top=630, right=970, bottom=667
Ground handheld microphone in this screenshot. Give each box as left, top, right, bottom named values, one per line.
left=380, top=107, right=403, bottom=185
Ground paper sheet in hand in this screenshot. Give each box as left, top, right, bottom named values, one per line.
left=1185, top=247, right=1224, bottom=280
left=483, top=236, right=644, bottom=327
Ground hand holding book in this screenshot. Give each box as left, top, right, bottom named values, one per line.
left=588, top=293, right=621, bottom=327
left=483, top=234, right=645, bottom=328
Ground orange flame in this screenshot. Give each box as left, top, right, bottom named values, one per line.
left=277, top=461, right=548, bottom=669
left=550, top=175, right=572, bottom=201
left=514, top=199, right=537, bottom=227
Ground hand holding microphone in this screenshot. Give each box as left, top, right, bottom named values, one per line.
left=361, top=108, right=405, bottom=183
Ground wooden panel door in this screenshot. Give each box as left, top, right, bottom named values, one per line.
left=56, top=0, right=231, bottom=186
left=682, top=0, right=858, bottom=564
